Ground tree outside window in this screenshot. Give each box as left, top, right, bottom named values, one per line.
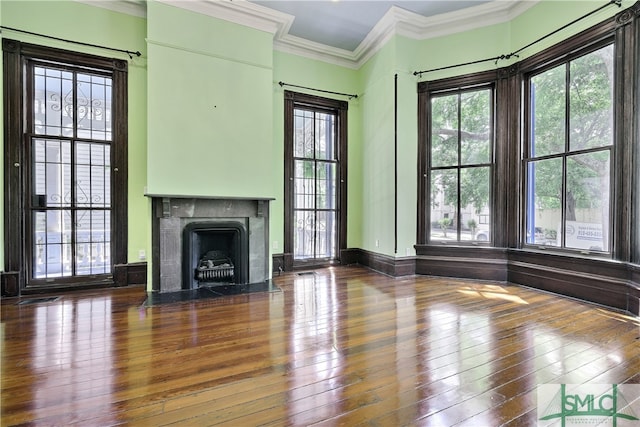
left=429, top=87, right=493, bottom=242
left=525, top=43, right=613, bottom=252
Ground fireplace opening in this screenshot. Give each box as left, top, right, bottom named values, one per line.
left=182, top=222, right=249, bottom=289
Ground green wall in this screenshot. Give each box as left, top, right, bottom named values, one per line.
left=146, top=1, right=275, bottom=199
left=1, top=0, right=634, bottom=284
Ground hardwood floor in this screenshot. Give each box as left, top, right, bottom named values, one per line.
left=1, top=266, right=639, bottom=426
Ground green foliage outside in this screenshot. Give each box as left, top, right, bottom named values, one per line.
left=429, top=44, right=612, bottom=240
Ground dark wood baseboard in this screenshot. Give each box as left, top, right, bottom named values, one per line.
left=123, top=262, right=147, bottom=286
left=341, top=248, right=416, bottom=277
left=1, top=263, right=147, bottom=296
left=1, top=271, right=20, bottom=297
left=630, top=264, right=640, bottom=315
left=272, top=254, right=285, bottom=276
left=415, top=246, right=508, bottom=281
left=415, top=245, right=640, bottom=316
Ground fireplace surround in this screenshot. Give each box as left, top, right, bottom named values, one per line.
left=149, top=195, right=272, bottom=293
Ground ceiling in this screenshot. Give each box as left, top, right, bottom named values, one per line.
left=84, top=0, right=536, bottom=68
left=247, top=1, right=492, bottom=52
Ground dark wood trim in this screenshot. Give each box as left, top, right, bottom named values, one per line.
left=339, top=248, right=361, bottom=266
left=612, top=3, right=639, bottom=263
left=1, top=272, right=20, bottom=297
left=283, top=90, right=348, bottom=268
left=635, top=4, right=640, bottom=265
left=272, top=253, right=285, bottom=275
left=417, top=70, right=499, bottom=245
left=416, top=88, right=428, bottom=244
left=112, top=62, right=129, bottom=267
left=114, top=262, right=147, bottom=287
left=414, top=245, right=640, bottom=315
left=3, top=40, right=23, bottom=278
left=283, top=95, right=294, bottom=261
left=394, top=74, right=398, bottom=254
left=339, top=248, right=415, bottom=277
left=359, top=250, right=415, bottom=277
left=2, top=39, right=129, bottom=294
left=282, top=253, right=294, bottom=272
left=415, top=245, right=509, bottom=281
left=630, top=263, right=640, bottom=314
left=126, top=262, right=147, bottom=285
left=495, top=64, right=521, bottom=249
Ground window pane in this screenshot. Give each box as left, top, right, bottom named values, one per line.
left=294, top=210, right=314, bottom=259
left=526, top=158, right=562, bottom=246
left=316, top=162, right=336, bottom=210
left=430, top=169, right=457, bottom=241
left=76, top=73, right=112, bottom=141
left=531, top=65, right=566, bottom=157
left=565, top=151, right=610, bottom=251
left=431, top=95, right=458, bottom=167
left=460, top=90, right=491, bottom=165
left=569, top=45, right=614, bottom=151
left=315, top=112, right=336, bottom=160
left=294, top=160, right=314, bottom=210
left=32, top=139, right=72, bottom=208
left=33, top=67, right=74, bottom=137
left=294, top=109, right=314, bottom=159
left=460, top=167, right=490, bottom=241
left=316, top=211, right=336, bottom=258
left=33, top=210, right=72, bottom=278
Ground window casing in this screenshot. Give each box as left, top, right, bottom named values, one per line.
left=3, top=39, right=128, bottom=290
left=284, top=91, right=348, bottom=269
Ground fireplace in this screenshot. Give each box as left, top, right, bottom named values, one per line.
left=149, top=196, right=272, bottom=292
left=182, top=221, right=248, bottom=289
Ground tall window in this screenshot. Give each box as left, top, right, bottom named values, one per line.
left=427, top=85, right=494, bottom=243
left=292, top=108, right=338, bottom=259
left=30, top=64, right=113, bottom=278
left=3, top=39, right=128, bottom=290
left=524, top=42, right=613, bottom=252
left=284, top=91, right=347, bottom=267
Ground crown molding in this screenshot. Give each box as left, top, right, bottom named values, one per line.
left=75, top=0, right=147, bottom=18
left=395, top=0, right=537, bottom=41
left=156, top=0, right=294, bottom=37
left=353, top=0, right=538, bottom=68
left=273, top=36, right=360, bottom=70
left=78, top=0, right=538, bottom=69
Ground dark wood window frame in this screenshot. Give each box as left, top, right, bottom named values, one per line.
left=418, top=73, right=498, bottom=246
left=283, top=90, right=348, bottom=270
left=3, top=39, right=128, bottom=293
left=417, top=3, right=639, bottom=264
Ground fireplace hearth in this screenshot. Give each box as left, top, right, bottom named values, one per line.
left=149, top=196, right=273, bottom=293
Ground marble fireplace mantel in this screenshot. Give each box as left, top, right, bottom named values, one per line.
left=147, top=194, right=274, bottom=293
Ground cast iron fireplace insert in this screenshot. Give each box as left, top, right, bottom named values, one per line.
left=182, top=221, right=249, bottom=289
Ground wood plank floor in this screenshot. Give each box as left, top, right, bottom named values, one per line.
left=1, top=266, right=639, bottom=426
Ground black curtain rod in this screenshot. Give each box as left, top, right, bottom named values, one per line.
left=0, top=26, right=141, bottom=59
left=413, top=0, right=621, bottom=78
left=278, top=81, right=358, bottom=99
